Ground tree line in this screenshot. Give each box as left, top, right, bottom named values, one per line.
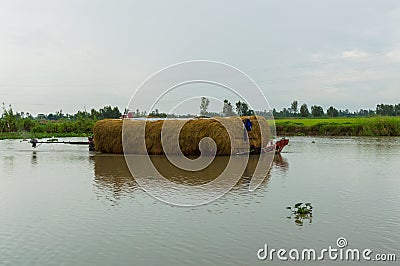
left=199, top=98, right=400, bottom=118
left=2, top=99, right=399, bottom=135
left=272, top=101, right=400, bottom=118
left=0, top=103, right=121, bottom=134
left=138, top=97, right=256, bottom=118
left=200, top=97, right=255, bottom=117
left=130, top=98, right=396, bottom=119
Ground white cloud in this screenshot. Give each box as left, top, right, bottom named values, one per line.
left=341, top=49, right=369, bottom=58
left=386, top=48, right=400, bottom=61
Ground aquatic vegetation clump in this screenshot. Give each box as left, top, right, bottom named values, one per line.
left=287, top=202, right=313, bottom=226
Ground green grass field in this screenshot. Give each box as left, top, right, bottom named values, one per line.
left=273, top=117, right=400, bottom=136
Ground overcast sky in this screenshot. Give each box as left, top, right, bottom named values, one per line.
left=1, top=0, right=400, bottom=115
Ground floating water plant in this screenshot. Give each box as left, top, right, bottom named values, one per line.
left=287, top=202, right=313, bottom=226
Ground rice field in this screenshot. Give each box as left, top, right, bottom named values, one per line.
left=273, top=116, right=400, bottom=136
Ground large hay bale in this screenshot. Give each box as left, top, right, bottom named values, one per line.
left=93, top=119, right=124, bottom=153
left=93, top=116, right=270, bottom=155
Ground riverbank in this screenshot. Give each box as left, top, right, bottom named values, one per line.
left=274, top=116, right=400, bottom=136
left=0, top=132, right=92, bottom=140
left=0, top=119, right=95, bottom=140
left=1, top=116, right=400, bottom=140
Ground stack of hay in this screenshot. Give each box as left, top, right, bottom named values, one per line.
left=93, top=116, right=270, bottom=155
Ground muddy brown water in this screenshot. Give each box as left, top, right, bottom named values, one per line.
left=1, top=137, right=399, bottom=265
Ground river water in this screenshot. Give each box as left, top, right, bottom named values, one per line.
left=0, top=137, right=399, bottom=265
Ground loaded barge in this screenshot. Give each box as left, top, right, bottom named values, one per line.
left=28, top=117, right=289, bottom=154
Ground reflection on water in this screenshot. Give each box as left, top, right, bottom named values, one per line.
left=91, top=155, right=138, bottom=202
left=2, top=137, right=398, bottom=266
left=31, top=151, right=38, bottom=165
left=92, top=154, right=289, bottom=202
left=272, top=154, right=289, bottom=169
left=3, top=155, right=15, bottom=172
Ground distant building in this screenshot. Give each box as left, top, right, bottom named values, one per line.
left=121, top=111, right=135, bottom=119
